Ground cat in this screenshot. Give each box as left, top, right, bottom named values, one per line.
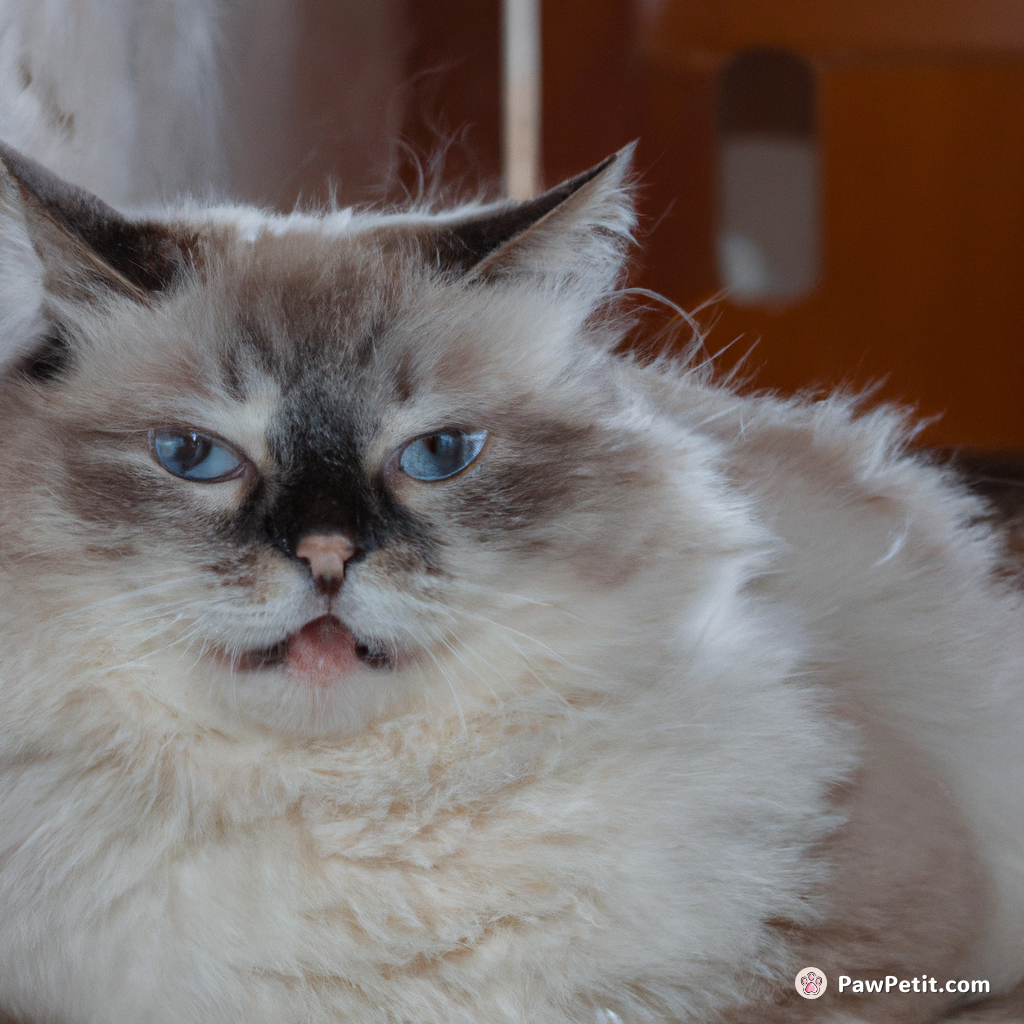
left=1, top=9, right=1024, bottom=1024
left=1, top=135, right=1024, bottom=1024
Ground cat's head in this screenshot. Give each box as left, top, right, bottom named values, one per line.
left=0, top=143, right=739, bottom=736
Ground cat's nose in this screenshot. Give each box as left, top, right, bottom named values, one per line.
left=295, top=533, right=357, bottom=596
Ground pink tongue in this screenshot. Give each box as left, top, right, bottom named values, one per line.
left=287, top=616, right=360, bottom=687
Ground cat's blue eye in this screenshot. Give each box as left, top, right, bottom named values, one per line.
left=398, top=430, right=487, bottom=482
left=151, top=428, right=244, bottom=482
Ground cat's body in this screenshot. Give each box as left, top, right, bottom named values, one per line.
left=0, top=141, right=1021, bottom=1024
left=0, top=6, right=1023, bottom=1023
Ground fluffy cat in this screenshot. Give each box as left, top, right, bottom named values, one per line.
left=0, top=11, right=1023, bottom=1022
left=0, top=137, right=1023, bottom=1024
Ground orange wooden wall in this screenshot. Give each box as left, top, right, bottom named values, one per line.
left=642, top=0, right=1024, bottom=448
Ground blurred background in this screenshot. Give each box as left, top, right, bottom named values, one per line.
left=227, top=0, right=1024, bottom=453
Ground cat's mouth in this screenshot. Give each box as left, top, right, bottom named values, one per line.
left=227, top=615, right=391, bottom=686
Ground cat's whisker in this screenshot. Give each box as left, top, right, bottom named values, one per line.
left=619, top=286, right=711, bottom=362
left=423, top=647, right=468, bottom=739
left=461, top=636, right=575, bottom=714
left=447, top=580, right=573, bottom=615
left=452, top=609, right=595, bottom=677
left=80, top=603, right=207, bottom=634
left=77, top=607, right=222, bottom=649
left=84, top=635, right=200, bottom=677
left=452, top=588, right=587, bottom=630
left=421, top=606, right=583, bottom=710
left=435, top=634, right=502, bottom=707
left=174, top=621, right=217, bottom=663
left=54, top=575, right=212, bottom=619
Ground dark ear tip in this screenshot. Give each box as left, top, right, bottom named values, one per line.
left=423, top=143, right=639, bottom=278
left=0, top=137, right=30, bottom=173
left=0, top=139, right=116, bottom=217
left=542, top=142, right=637, bottom=203
left=586, top=141, right=639, bottom=179
left=0, top=138, right=192, bottom=296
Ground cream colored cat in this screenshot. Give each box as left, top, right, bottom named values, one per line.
left=0, top=3, right=1023, bottom=1021
left=0, top=133, right=1021, bottom=1023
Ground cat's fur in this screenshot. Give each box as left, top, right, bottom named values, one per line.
left=0, top=11, right=1023, bottom=1024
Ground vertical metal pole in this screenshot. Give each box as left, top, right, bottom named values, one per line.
left=503, top=0, right=541, bottom=199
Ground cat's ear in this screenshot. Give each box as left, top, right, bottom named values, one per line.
left=0, top=141, right=192, bottom=374
left=428, top=143, right=636, bottom=295
left=0, top=141, right=189, bottom=302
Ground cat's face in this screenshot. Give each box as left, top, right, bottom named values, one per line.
left=0, top=145, right=725, bottom=736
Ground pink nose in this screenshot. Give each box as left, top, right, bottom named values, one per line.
left=295, top=533, right=357, bottom=596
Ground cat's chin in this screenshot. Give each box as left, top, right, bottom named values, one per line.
left=217, top=614, right=393, bottom=689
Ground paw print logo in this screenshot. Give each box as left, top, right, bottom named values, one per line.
left=795, top=968, right=827, bottom=999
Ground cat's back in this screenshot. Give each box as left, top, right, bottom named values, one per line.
left=643, top=365, right=1024, bottom=987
